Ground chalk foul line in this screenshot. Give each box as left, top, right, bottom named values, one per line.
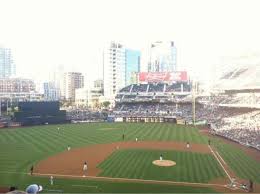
left=208, top=145, right=232, bottom=182
left=33, top=172, right=226, bottom=188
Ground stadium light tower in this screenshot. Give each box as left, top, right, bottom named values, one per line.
left=192, top=80, right=198, bottom=125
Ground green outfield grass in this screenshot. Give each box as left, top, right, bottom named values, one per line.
left=0, top=122, right=258, bottom=192
left=98, top=149, right=225, bottom=183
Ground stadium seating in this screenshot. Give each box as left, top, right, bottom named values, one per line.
left=148, top=83, right=165, bottom=93
left=131, top=84, right=148, bottom=93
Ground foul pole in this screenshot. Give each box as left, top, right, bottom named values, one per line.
left=192, top=81, right=197, bottom=125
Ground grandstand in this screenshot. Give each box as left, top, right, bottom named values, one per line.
left=113, top=82, right=193, bottom=125
left=111, top=64, right=260, bottom=151
left=116, top=82, right=191, bottom=102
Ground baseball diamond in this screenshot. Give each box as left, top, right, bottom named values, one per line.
left=0, top=123, right=259, bottom=193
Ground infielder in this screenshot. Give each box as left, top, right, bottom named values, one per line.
left=67, top=145, right=71, bottom=151
left=160, top=154, right=163, bottom=161
left=83, top=161, right=88, bottom=171
left=186, top=142, right=190, bottom=148
left=135, top=137, right=138, bottom=142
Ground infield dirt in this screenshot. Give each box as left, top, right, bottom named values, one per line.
left=35, top=141, right=210, bottom=176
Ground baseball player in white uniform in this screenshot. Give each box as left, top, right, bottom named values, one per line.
left=83, top=161, right=88, bottom=171
left=187, top=142, right=190, bottom=148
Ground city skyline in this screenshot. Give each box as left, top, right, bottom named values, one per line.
left=1, top=0, right=260, bottom=85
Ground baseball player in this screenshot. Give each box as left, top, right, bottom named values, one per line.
left=67, top=145, right=71, bottom=151
left=50, top=176, right=54, bottom=185
left=30, top=165, right=34, bottom=175
left=186, top=142, right=190, bottom=148
left=135, top=137, right=138, bottom=142
left=160, top=154, right=163, bottom=161
left=83, top=161, right=88, bottom=171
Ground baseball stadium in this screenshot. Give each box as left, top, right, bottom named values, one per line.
left=0, top=65, right=260, bottom=193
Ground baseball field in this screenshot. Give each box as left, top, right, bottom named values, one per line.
left=0, top=123, right=259, bottom=193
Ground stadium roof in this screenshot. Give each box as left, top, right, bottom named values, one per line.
left=213, top=63, right=260, bottom=90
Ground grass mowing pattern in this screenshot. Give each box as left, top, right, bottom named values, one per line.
left=0, top=123, right=211, bottom=192
left=0, top=174, right=218, bottom=193
left=98, top=149, right=225, bottom=183
left=213, top=139, right=260, bottom=183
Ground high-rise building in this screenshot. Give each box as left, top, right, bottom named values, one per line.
left=63, top=72, right=84, bottom=101
left=50, top=64, right=65, bottom=99
left=103, top=42, right=141, bottom=98
left=125, top=49, right=141, bottom=85
left=75, top=87, right=103, bottom=108
left=43, top=82, right=60, bottom=101
left=0, top=78, right=35, bottom=93
left=148, top=41, right=177, bottom=72
left=94, top=79, right=104, bottom=90
left=0, top=78, right=42, bottom=106
left=103, top=42, right=126, bottom=98
left=0, top=47, right=16, bottom=78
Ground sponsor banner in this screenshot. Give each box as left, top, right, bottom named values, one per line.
left=139, top=72, right=188, bottom=82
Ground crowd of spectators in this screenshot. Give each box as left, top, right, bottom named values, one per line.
left=198, top=93, right=260, bottom=107
left=131, top=84, right=148, bottom=93
left=165, top=82, right=191, bottom=92
left=148, top=83, right=165, bottom=93
left=66, top=109, right=107, bottom=122
left=65, top=90, right=260, bottom=151
left=210, top=110, right=260, bottom=150
left=113, top=100, right=260, bottom=150
left=113, top=102, right=193, bottom=118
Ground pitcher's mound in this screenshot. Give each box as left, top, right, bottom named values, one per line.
left=152, top=160, right=176, bottom=167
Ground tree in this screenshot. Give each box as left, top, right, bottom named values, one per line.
left=102, top=101, right=110, bottom=109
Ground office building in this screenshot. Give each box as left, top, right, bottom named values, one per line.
left=103, top=42, right=126, bottom=98
left=43, top=82, right=60, bottom=101
left=103, top=42, right=141, bottom=98
left=0, top=47, right=16, bottom=78
left=148, top=41, right=177, bottom=72
left=63, top=72, right=84, bottom=101
left=126, top=49, right=141, bottom=85
left=75, top=87, right=103, bottom=108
